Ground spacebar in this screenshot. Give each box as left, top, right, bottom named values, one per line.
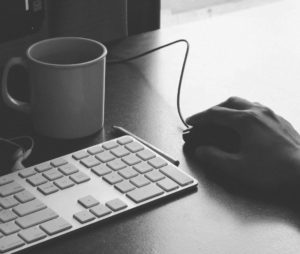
left=126, top=184, right=164, bottom=203
left=16, top=208, right=59, bottom=229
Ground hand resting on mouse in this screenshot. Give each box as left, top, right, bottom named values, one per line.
left=183, top=96, right=300, bottom=195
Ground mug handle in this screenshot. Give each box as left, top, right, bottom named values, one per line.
left=1, top=57, right=31, bottom=113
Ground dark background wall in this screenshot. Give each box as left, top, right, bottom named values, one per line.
left=0, top=0, right=160, bottom=116
left=0, top=0, right=160, bottom=69
left=128, top=0, right=161, bottom=35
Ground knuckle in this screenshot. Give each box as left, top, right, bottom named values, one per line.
left=226, top=96, right=240, bottom=104
left=254, top=103, right=277, bottom=120
left=260, top=106, right=275, bottom=117
left=241, top=110, right=259, bottom=122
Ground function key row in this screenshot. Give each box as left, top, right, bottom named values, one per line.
left=72, top=136, right=134, bottom=161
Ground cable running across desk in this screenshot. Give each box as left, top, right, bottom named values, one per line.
left=107, top=39, right=190, bottom=128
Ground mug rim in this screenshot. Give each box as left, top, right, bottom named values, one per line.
left=27, top=37, right=107, bottom=68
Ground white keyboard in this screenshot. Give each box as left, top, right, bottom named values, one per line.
left=0, top=135, right=197, bottom=253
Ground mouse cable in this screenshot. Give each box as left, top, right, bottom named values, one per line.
left=0, top=135, right=34, bottom=172
left=107, top=39, right=190, bottom=128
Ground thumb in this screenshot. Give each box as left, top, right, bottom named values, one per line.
left=195, top=146, right=238, bottom=174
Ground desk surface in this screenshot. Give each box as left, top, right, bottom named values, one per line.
left=3, top=0, right=300, bottom=253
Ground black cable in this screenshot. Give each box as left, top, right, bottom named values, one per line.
left=107, top=39, right=190, bottom=128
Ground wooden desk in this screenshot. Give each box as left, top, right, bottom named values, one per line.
left=3, top=0, right=300, bottom=253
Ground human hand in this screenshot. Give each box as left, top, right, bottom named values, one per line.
left=184, top=97, right=300, bottom=194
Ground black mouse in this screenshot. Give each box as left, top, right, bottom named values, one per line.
left=183, top=123, right=241, bottom=153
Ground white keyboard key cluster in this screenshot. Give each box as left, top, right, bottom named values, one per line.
left=0, top=136, right=197, bottom=253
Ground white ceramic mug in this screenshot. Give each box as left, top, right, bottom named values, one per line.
left=1, top=37, right=107, bottom=139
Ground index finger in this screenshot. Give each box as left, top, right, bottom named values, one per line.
left=186, top=106, right=243, bottom=131
left=218, top=96, right=254, bottom=110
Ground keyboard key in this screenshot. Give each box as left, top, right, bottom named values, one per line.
left=54, top=177, right=75, bottom=190
left=103, top=173, right=123, bottom=185
left=125, top=142, right=144, bottom=153
left=73, top=210, right=95, bottom=224
left=0, top=222, right=20, bottom=235
left=106, top=198, right=127, bottom=212
left=16, top=208, right=58, bottom=229
left=160, top=165, right=194, bottom=186
left=0, top=196, right=19, bottom=209
left=0, top=176, right=13, bottom=186
left=157, top=178, right=179, bottom=192
left=51, top=158, right=68, bottom=167
left=18, top=227, right=47, bottom=243
left=90, top=204, right=112, bottom=218
left=148, top=157, right=168, bottom=169
left=80, top=156, right=100, bottom=168
left=27, top=175, right=48, bottom=187
left=58, top=164, right=79, bottom=176
left=87, top=146, right=104, bottom=155
left=38, top=183, right=59, bottom=195
left=102, top=141, right=119, bottom=150
left=19, top=168, right=36, bottom=178
left=0, top=234, right=25, bottom=253
left=110, top=147, right=130, bottom=157
left=122, top=154, right=141, bottom=166
left=91, top=164, right=112, bottom=177
left=14, top=190, right=35, bottom=203
left=35, top=163, right=52, bottom=172
left=118, top=167, right=138, bottom=179
left=126, top=184, right=164, bottom=203
left=78, top=195, right=99, bottom=208
left=136, top=149, right=156, bottom=161
left=13, top=199, right=46, bottom=217
left=115, top=181, right=136, bottom=193
left=130, top=175, right=150, bottom=188
left=107, top=159, right=127, bottom=171
left=0, top=182, right=24, bottom=197
left=145, top=170, right=165, bottom=182
left=117, top=136, right=133, bottom=145
left=133, top=162, right=153, bottom=174
left=40, top=218, right=72, bottom=236
left=69, top=172, right=90, bottom=184
left=0, top=210, right=17, bottom=223
left=72, top=150, right=89, bottom=160
left=43, top=168, right=63, bottom=181
left=96, top=151, right=115, bottom=163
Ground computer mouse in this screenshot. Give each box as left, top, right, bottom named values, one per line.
left=183, top=123, right=241, bottom=153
